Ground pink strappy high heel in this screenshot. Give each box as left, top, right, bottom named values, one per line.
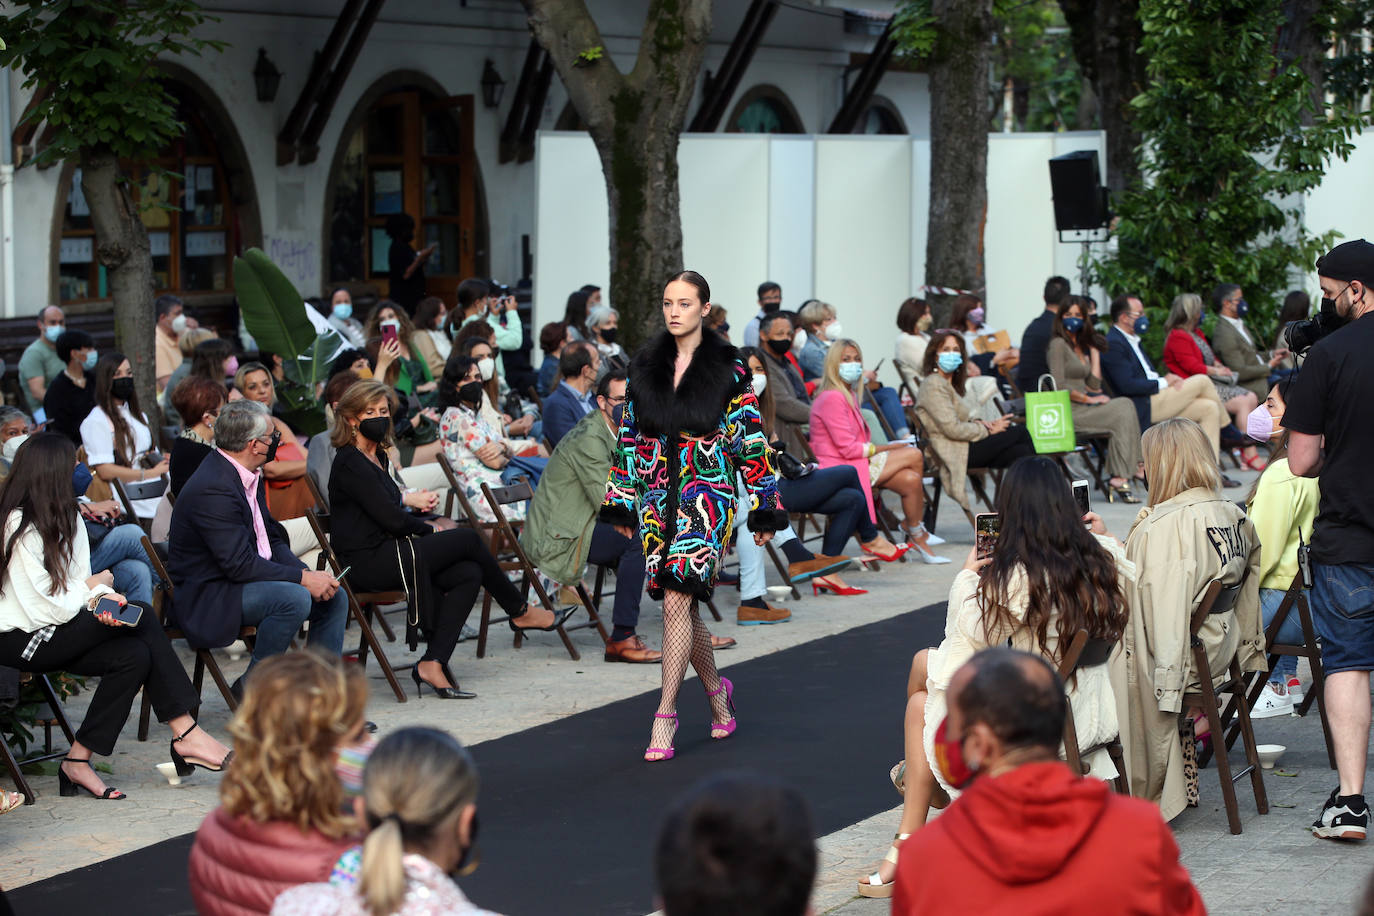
left=707, top=676, right=737, bottom=739
left=644, top=713, right=678, bottom=762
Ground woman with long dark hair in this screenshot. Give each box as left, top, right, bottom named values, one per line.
left=858, top=457, right=1130, bottom=897
left=563, top=289, right=591, bottom=342
left=601, top=271, right=786, bottom=763
left=0, top=433, right=231, bottom=800
left=187, top=337, right=237, bottom=391
left=80, top=352, right=168, bottom=519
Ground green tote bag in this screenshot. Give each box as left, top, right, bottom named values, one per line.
left=1025, top=375, right=1076, bottom=454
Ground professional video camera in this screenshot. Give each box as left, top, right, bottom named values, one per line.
left=1283, top=296, right=1349, bottom=355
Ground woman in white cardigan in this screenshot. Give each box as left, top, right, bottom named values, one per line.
left=0, top=433, right=231, bottom=800
left=857, top=457, right=1132, bottom=898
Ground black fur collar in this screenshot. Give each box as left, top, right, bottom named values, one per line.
left=629, top=330, right=746, bottom=437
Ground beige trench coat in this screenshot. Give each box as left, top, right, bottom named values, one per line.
left=914, top=372, right=988, bottom=513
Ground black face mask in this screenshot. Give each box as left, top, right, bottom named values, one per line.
left=458, top=380, right=485, bottom=405
left=600, top=327, right=618, bottom=345
left=761, top=300, right=781, bottom=314
left=263, top=429, right=281, bottom=463
left=111, top=377, right=135, bottom=402
left=765, top=337, right=792, bottom=356
left=357, top=417, right=391, bottom=443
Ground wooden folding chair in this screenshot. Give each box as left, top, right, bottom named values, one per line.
left=438, top=453, right=502, bottom=546
left=303, top=508, right=409, bottom=703
left=0, top=672, right=77, bottom=803
left=1055, top=629, right=1130, bottom=795
left=1224, top=572, right=1336, bottom=769
left=301, top=474, right=398, bottom=645
left=136, top=535, right=257, bottom=739
left=479, top=480, right=607, bottom=660
left=1182, top=578, right=1268, bottom=835
left=110, top=478, right=154, bottom=534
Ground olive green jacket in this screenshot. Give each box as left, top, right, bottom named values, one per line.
left=519, top=409, right=616, bottom=585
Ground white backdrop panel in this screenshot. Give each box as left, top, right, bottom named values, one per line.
left=534, top=132, right=608, bottom=332
left=767, top=137, right=817, bottom=309
left=680, top=136, right=770, bottom=317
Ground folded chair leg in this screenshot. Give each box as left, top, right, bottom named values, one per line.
left=1231, top=659, right=1269, bottom=817
left=137, top=688, right=153, bottom=742
left=200, top=650, right=240, bottom=712
left=704, top=597, right=723, bottom=623
left=574, top=583, right=611, bottom=645
left=477, top=594, right=492, bottom=659
left=0, top=734, right=35, bottom=804
left=352, top=600, right=406, bottom=704
left=1195, top=650, right=1243, bottom=835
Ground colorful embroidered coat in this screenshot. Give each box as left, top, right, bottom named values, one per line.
left=600, top=330, right=786, bottom=600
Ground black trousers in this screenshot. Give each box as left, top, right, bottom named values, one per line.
left=585, top=521, right=646, bottom=631
left=0, top=602, right=198, bottom=756
left=417, top=528, right=526, bottom=665
left=967, top=425, right=1036, bottom=469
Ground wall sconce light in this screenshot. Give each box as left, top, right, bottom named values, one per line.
left=481, top=60, right=505, bottom=109
left=254, top=48, right=282, bottom=103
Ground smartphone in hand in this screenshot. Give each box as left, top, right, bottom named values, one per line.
left=381, top=320, right=400, bottom=347
left=93, top=596, right=142, bottom=626
left=975, top=513, right=1000, bottom=560
left=1072, top=479, right=1091, bottom=518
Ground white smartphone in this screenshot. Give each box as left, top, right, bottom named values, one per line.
left=1072, top=479, right=1091, bottom=518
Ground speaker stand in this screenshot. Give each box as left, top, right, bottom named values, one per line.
left=1057, top=228, right=1111, bottom=297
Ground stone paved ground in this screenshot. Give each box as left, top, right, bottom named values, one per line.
left=5, top=463, right=1372, bottom=914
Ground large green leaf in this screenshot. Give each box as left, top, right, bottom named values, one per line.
left=233, top=248, right=318, bottom=359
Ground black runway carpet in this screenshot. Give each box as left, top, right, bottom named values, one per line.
left=7, top=603, right=944, bottom=916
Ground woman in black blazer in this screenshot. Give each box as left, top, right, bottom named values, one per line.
left=327, top=379, right=571, bottom=699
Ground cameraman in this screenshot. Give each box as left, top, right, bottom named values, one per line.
left=1285, top=238, right=1374, bottom=842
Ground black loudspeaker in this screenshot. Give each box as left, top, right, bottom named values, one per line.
left=1048, top=150, right=1109, bottom=231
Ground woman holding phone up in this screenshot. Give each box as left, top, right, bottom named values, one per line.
left=0, top=433, right=232, bottom=800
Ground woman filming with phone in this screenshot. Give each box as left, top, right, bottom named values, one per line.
left=0, top=433, right=232, bottom=801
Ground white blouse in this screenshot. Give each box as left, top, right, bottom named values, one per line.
left=79, top=403, right=161, bottom=518
left=0, top=511, right=114, bottom=634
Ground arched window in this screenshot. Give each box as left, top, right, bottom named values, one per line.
left=328, top=87, right=481, bottom=290
left=56, top=83, right=241, bottom=303
left=726, top=85, right=805, bottom=134
left=860, top=96, right=908, bottom=135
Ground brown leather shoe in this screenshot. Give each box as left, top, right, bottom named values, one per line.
left=787, top=554, right=853, bottom=583
left=603, top=635, right=662, bottom=664
left=737, top=603, right=791, bottom=625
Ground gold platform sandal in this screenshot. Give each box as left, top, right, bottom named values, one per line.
left=857, top=833, right=910, bottom=898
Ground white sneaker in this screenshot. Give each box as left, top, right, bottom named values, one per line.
left=1286, top=676, right=1305, bottom=704
left=1251, top=682, right=1294, bottom=719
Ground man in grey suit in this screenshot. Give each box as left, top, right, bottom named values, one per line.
left=1211, top=283, right=1289, bottom=400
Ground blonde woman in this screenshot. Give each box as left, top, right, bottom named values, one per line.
left=234, top=361, right=312, bottom=520
left=1119, top=418, right=1265, bottom=821
left=188, top=653, right=371, bottom=916
left=272, top=727, right=500, bottom=916
left=809, top=339, right=946, bottom=562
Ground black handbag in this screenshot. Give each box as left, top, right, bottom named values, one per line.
left=774, top=445, right=814, bottom=481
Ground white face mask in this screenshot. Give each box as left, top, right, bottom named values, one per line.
left=171, top=314, right=188, bottom=335
left=825, top=320, right=844, bottom=341
left=792, top=328, right=808, bottom=353
left=477, top=357, right=496, bottom=381
left=2, top=434, right=28, bottom=462
left=751, top=373, right=768, bottom=396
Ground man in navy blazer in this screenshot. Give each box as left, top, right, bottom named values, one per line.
left=542, top=341, right=600, bottom=448
left=1100, top=294, right=1228, bottom=459
left=168, top=400, right=346, bottom=686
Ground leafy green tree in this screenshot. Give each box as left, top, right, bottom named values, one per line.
left=1093, top=0, right=1360, bottom=349
left=0, top=0, right=223, bottom=417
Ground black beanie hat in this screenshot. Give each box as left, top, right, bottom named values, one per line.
left=1316, top=239, right=1374, bottom=286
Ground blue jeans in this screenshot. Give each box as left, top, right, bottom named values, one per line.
left=1259, top=587, right=1303, bottom=682
left=862, top=386, right=908, bottom=438
left=734, top=475, right=797, bottom=601
left=777, top=465, right=878, bottom=554
left=240, top=580, right=348, bottom=669
left=88, top=523, right=154, bottom=606
left=1311, top=561, right=1374, bottom=674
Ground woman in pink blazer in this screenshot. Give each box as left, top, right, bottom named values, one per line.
left=808, top=340, right=948, bottom=564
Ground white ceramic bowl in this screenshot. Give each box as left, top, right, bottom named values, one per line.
left=1256, top=744, right=1286, bottom=770
left=766, top=585, right=792, bottom=602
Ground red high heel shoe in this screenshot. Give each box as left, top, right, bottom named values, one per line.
left=812, top=576, right=868, bottom=596
left=860, top=541, right=910, bottom=563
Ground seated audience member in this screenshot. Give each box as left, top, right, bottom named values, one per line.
left=951, top=293, right=1018, bottom=382
left=860, top=458, right=1129, bottom=896
left=1117, top=418, right=1263, bottom=821
left=438, top=357, right=545, bottom=522
left=743, top=281, right=783, bottom=348
left=797, top=300, right=909, bottom=437
left=1046, top=297, right=1143, bottom=501
left=332, top=347, right=373, bottom=379
left=456, top=334, right=538, bottom=440
left=169, top=400, right=347, bottom=689
left=758, top=313, right=812, bottom=457
left=44, top=329, right=97, bottom=445
left=80, top=353, right=169, bottom=521
left=364, top=301, right=432, bottom=397
left=522, top=370, right=663, bottom=663
left=563, top=288, right=591, bottom=342
left=537, top=321, right=569, bottom=397
left=305, top=371, right=362, bottom=498
left=542, top=341, right=600, bottom=448
left=0, top=408, right=29, bottom=476
left=1015, top=275, right=1071, bottom=394
left=189, top=653, right=367, bottom=916
left=169, top=376, right=228, bottom=497
left=655, top=773, right=817, bottom=916
left=1245, top=377, right=1317, bottom=718
left=811, top=340, right=946, bottom=563
left=323, top=287, right=367, bottom=349
left=235, top=362, right=312, bottom=520
left=1102, top=294, right=1230, bottom=465
left=19, top=305, right=66, bottom=413
left=188, top=337, right=239, bottom=393
left=0, top=433, right=231, bottom=802
left=894, top=297, right=932, bottom=383
left=890, top=648, right=1205, bottom=915
left=742, top=348, right=908, bottom=565
left=1162, top=292, right=1263, bottom=468
left=455, top=278, right=523, bottom=372
left=271, top=727, right=499, bottom=916
left=915, top=332, right=1034, bottom=522
left=587, top=303, right=625, bottom=364
left=1270, top=290, right=1309, bottom=380
left=329, top=380, right=568, bottom=699
left=704, top=303, right=730, bottom=342
left=411, top=296, right=452, bottom=380
left=160, top=327, right=215, bottom=425
left=1211, top=283, right=1283, bottom=401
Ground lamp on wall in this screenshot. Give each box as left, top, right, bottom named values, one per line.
left=481, top=60, right=505, bottom=109
left=253, top=48, right=282, bottom=103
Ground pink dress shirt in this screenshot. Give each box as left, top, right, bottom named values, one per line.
left=217, top=447, right=271, bottom=560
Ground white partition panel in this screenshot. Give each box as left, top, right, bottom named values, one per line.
left=1305, top=133, right=1374, bottom=292
left=909, top=139, right=931, bottom=300
left=986, top=134, right=1056, bottom=337
left=813, top=137, right=913, bottom=371
left=680, top=136, right=770, bottom=318
left=767, top=136, right=817, bottom=308
left=533, top=132, right=608, bottom=333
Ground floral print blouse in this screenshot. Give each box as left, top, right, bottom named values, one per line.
left=439, top=405, right=529, bottom=523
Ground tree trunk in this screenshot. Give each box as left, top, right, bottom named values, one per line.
left=81, top=149, right=159, bottom=423
left=925, top=0, right=993, bottom=327
left=1059, top=0, right=1145, bottom=193
left=523, top=0, right=711, bottom=350
left=1278, top=0, right=1325, bottom=124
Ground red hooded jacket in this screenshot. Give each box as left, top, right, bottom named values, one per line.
left=892, top=761, right=1206, bottom=915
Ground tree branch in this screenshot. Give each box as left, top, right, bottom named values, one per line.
left=521, top=0, right=625, bottom=135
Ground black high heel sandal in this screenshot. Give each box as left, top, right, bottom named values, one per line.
left=170, top=723, right=234, bottom=778
left=411, top=665, right=477, bottom=700
left=506, top=604, right=577, bottom=634
left=58, top=758, right=125, bottom=800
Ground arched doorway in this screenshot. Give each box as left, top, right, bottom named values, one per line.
left=52, top=69, right=260, bottom=306
left=859, top=96, right=908, bottom=135
left=325, top=72, right=487, bottom=298
left=726, top=85, right=805, bottom=134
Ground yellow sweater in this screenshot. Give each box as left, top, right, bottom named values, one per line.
left=1248, top=458, right=1319, bottom=590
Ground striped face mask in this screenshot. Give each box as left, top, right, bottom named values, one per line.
left=335, top=733, right=377, bottom=801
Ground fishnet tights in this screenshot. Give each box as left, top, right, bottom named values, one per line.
left=648, top=590, right=732, bottom=754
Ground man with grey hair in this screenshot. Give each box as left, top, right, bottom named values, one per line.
left=168, top=400, right=346, bottom=692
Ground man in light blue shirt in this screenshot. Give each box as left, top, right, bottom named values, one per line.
left=542, top=341, right=600, bottom=448
left=742, top=281, right=782, bottom=348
